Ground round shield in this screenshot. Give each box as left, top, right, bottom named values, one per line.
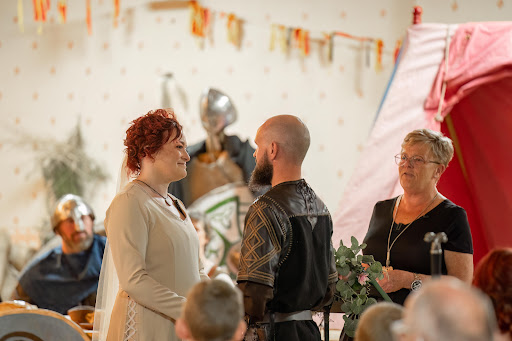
left=188, top=182, right=253, bottom=275
left=0, top=308, right=90, bottom=341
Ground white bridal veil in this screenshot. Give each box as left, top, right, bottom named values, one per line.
left=92, top=155, right=130, bottom=341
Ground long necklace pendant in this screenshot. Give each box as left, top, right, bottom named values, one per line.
left=164, top=196, right=173, bottom=206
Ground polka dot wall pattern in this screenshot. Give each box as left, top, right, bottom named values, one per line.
left=0, top=0, right=509, bottom=253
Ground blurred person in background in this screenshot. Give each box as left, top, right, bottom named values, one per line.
left=473, top=248, right=512, bottom=341
left=13, top=194, right=106, bottom=315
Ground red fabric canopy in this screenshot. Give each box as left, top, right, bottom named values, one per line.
left=426, top=22, right=512, bottom=264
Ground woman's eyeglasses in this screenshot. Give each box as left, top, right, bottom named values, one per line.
left=395, top=154, right=441, bottom=167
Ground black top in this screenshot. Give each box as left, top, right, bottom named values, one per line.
left=237, top=180, right=337, bottom=340
left=363, top=197, right=473, bottom=305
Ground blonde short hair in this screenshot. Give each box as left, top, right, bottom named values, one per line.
left=183, top=280, right=244, bottom=341
left=402, top=129, right=454, bottom=167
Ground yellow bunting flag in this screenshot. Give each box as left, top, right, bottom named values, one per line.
left=18, top=0, right=24, bottom=32
left=279, top=26, right=287, bottom=53
left=270, top=24, right=277, bottom=51
left=227, top=13, right=241, bottom=48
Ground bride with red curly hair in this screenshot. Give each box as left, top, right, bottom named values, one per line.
left=100, top=108, right=209, bottom=341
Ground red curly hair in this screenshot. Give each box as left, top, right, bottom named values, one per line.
left=473, top=248, right=512, bottom=337
left=124, top=108, right=183, bottom=175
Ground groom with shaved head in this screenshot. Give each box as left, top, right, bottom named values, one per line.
left=237, top=115, right=337, bottom=341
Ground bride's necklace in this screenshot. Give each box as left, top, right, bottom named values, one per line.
left=385, top=193, right=439, bottom=270
left=134, top=179, right=173, bottom=206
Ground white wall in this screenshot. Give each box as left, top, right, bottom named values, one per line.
left=0, top=0, right=510, bottom=249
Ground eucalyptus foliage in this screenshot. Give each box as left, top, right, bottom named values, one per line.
left=334, top=236, right=389, bottom=338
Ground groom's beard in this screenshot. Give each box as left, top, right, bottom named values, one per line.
left=248, top=153, right=273, bottom=192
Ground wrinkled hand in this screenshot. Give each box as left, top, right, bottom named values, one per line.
left=376, top=269, right=411, bottom=293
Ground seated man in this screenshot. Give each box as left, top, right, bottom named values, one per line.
left=176, top=279, right=246, bottom=341
left=354, top=302, right=403, bottom=341
left=393, top=277, right=497, bottom=341
left=12, top=194, right=106, bottom=315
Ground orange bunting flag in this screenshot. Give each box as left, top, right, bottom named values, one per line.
left=375, top=39, right=384, bottom=72
left=226, top=13, right=241, bottom=48
left=113, top=0, right=120, bottom=27
left=86, top=0, right=92, bottom=35
left=189, top=1, right=205, bottom=37
left=293, top=29, right=309, bottom=57
left=57, top=0, right=67, bottom=23
left=394, top=39, right=402, bottom=64
left=33, top=0, right=50, bottom=22
left=203, top=8, right=211, bottom=37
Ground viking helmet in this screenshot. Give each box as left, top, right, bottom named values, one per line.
left=199, top=88, right=237, bottom=134
left=51, top=194, right=95, bottom=232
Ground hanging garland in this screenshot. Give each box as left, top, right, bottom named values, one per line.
left=20, top=0, right=396, bottom=71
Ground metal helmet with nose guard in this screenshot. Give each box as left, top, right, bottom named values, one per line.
left=51, top=194, right=95, bottom=232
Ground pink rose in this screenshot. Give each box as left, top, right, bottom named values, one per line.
left=358, top=272, right=369, bottom=285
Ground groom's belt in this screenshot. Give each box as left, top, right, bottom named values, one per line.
left=260, top=310, right=313, bottom=323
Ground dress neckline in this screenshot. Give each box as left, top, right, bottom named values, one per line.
left=132, top=182, right=188, bottom=222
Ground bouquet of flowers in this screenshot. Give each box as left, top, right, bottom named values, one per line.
left=334, top=236, right=391, bottom=338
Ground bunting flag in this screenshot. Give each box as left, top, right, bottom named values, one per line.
left=226, top=13, right=242, bottom=48
left=293, top=29, right=309, bottom=56
left=113, top=0, right=120, bottom=27
left=189, top=1, right=206, bottom=37
left=375, top=39, right=384, bottom=72
left=394, top=39, right=402, bottom=64
left=58, top=0, right=67, bottom=24
left=33, top=0, right=49, bottom=22
left=285, top=27, right=292, bottom=53
left=86, top=0, right=92, bottom=35
left=269, top=24, right=277, bottom=51
left=327, top=33, right=334, bottom=62
left=17, top=0, right=24, bottom=32
left=203, top=8, right=211, bottom=38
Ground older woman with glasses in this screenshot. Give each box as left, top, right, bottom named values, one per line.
left=362, top=128, right=474, bottom=305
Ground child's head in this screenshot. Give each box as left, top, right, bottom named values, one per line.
left=176, top=280, right=246, bottom=341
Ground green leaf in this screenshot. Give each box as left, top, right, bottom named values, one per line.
left=366, top=297, right=377, bottom=306
left=352, top=301, right=364, bottom=315
left=340, top=302, right=352, bottom=314
left=360, top=243, right=367, bottom=249
left=360, top=287, right=367, bottom=295
left=339, top=266, right=350, bottom=277
left=356, top=255, right=363, bottom=263
left=343, top=249, right=356, bottom=259
left=336, top=280, right=347, bottom=293
left=351, top=236, right=358, bottom=248
left=370, top=262, right=382, bottom=273
left=362, top=255, right=374, bottom=264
